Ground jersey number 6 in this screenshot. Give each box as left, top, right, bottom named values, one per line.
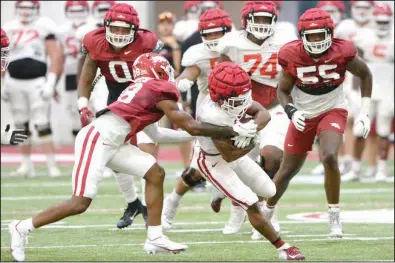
left=296, top=64, right=340, bottom=84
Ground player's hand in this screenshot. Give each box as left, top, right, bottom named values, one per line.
left=79, top=107, right=94, bottom=127
left=1, top=124, right=28, bottom=145
left=231, top=136, right=252, bottom=148
left=292, top=110, right=312, bottom=132
left=353, top=114, right=370, bottom=138
left=177, top=78, right=194, bottom=92
left=232, top=120, right=258, bottom=138
left=39, top=82, right=55, bottom=101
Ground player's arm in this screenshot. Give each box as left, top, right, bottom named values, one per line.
left=42, top=37, right=63, bottom=100
left=213, top=138, right=255, bottom=162
left=157, top=100, right=238, bottom=138
left=76, top=54, right=86, bottom=84
left=175, top=65, right=201, bottom=93
left=277, top=70, right=296, bottom=107
left=77, top=53, right=98, bottom=107
left=143, top=123, right=196, bottom=143
left=246, top=101, right=271, bottom=131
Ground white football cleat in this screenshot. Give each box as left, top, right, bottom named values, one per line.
left=365, top=166, right=377, bottom=178
left=9, top=164, right=36, bottom=178
left=328, top=208, right=343, bottom=239
left=222, top=204, right=246, bottom=235
left=375, top=170, right=388, bottom=182
left=311, top=163, right=325, bottom=176
left=342, top=170, right=360, bottom=182
left=48, top=166, right=62, bottom=178
left=161, top=195, right=179, bottom=230
left=144, top=235, right=187, bottom=254
left=9, top=220, right=28, bottom=262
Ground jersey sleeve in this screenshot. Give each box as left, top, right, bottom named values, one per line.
left=278, top=42, right=298, bottom=76
left=140, top=30, right=159, bottom=53
left=216, top=31, right=239, bottom=60
left=181, top=44, right=201, bottom=67
left=341, top=40, right=357, bottom=64
left=155, top=81, right=180, bottom=102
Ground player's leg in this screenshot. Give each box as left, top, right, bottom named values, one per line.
left=374, top=101, right=394, bottom=181
left=9, top=125, right=113, bottom=261
left=197, top=152, right=304, bottom=260
left=30, top=78, right=61, bottom=177
left=316, top=108, right=348, bottom=238
left=107, top=144, right=187, bottom=254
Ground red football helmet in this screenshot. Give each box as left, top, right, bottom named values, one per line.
left=198, top=8, right=232, bottom=51
left=104, top=3, right=139, bottom=48
left=298, top=8, right=334, bottom=54
left=242, top=1, right=278, bottom=39
left=1, top=28, right=10, bottom=72
left=15, top=1, right=40, bottom=23
left=271, top=1, right=282, bottom=11
left=350, top=0, right=375, bottom=24
left=92, top=1, right=115, bottom=22
left=184, top=1, right=200, bottom=20
left=374, top=3, right=393, bottom=37
left=208, top=62, right=252, bottom=118
left=65, top=1, right=89, bottom=26
left=132, top=53, right=174, bottom=83
left=316, top=1, right=345, bottom=26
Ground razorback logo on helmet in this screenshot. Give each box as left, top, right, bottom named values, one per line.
left=65, top=1, right=89, bottom=26
left=298, top=8, right=334, bottom=54
left=92, top=0, right=115, bottom=21
left=198, top=8, right=232, bottom=51
left=350, top=0, right=375, bottom=24
left=242, top=1, right=278, bottom=39
left=1, top=28, right=10, bottom=71
left=132, top=53, right=174, bottom=82
left=104, top=3, right=139, bottom=48
left=316, top=1, right=345, bottom=26
left=374, top=3, right=393, bottom=37
left=15, top=1, right=40, bottom=23
left=208, top=61, right=252, bottom=118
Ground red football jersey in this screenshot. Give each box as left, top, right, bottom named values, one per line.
left=278, top=38, right=356, bottom=95
left=108, top=79, right=180, bottom=141
left=82, top=27, right=158, bottom=101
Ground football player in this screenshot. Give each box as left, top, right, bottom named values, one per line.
left=215, top=1, right=294, bottom=237
left=8, top=53, right=257, bottom=261
left=161, top=8, right=232, bottom=230
left=316, top=1, right=345, bottom=27
left=58, top=1, right=90, bottom=139
left=194, top=61, right=305, bottom=261
left=1, top=28, right=29, bottom=145
left=343, top=3, right=394, bottom=182
left=173, top=1, right=200, bottom=41
left=2, top=1, right=63, bottom=177
left=266, top=8, right=373, bottom=238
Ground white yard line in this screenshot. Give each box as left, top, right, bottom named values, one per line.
left=0, top=236, right=393, bottom=250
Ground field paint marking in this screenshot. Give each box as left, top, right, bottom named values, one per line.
left=0, top=236, right=393, bottom=250
left=2, top=187, right=393, bottom=201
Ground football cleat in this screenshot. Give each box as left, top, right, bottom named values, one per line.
left=117, top=198, right=142, bottom=229
left=9, top=220, right=28, bottom=262
left=222, top=204, right=246, bottom=235
left=342, top=170, right=360, bottom=182
left=278, top=246, right=306, bottom=261
left=328, top=207, right=343, bottom=238
left=9, top=164, right=36, bottom=178
left=311, top=163, right=324, bottom=176
left=144, top=235, right=187, bottom=254
left=48, top=166, right=62, bottom=178
left=162, top=195, right=179, bottom=230
left=375, top=170, right=388, bottom=182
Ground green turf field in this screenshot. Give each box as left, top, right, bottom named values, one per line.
left=1, top=160, right=394, bottom=261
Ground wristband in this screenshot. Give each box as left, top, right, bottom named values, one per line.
left=78, top=97, right=89, bottom=111
left=360, top=97, right=371, bottom=116
left=284, top=103, right=297, bottom=120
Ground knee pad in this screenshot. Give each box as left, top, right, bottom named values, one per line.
left=256, top=179, right=276, bottom=199
left=181, top=167, right=205, bottom=187
left=15, top=122, right=32, bottom=137
left=35, top=123, right=52, bottom=137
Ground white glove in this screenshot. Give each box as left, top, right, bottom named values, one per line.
left=177, top=78, right=194, bottom=92
left=231, top=136, right=252, bottom=148
left=232, top=120, right=258, bottom=138
left=353, top=114, right=371, bottom=138
left=292, top=110, right=313, bottom=132
left=1, top=124, right=28, bottom=145
left=40, top=72, right=57, bottom=100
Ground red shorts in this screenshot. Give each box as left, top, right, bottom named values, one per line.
left=284, top=108, right=348, bottom=155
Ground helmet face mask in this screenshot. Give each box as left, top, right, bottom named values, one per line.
left=15, top=1, right=39, bottom=23
left=106, top=21, right=135, bottom=48
left=246, top=12, right=276, bottom=39
left=65, top=2, right=89, bottom=26
left=374, top=3, right=393, bottom=37
left=301, top=28, right=332, bottom=54
left=201, top=29, right=225, bottom=52
left=220, top=90, right=252, bottom=119
left=351, top=1, right=373, bottom=24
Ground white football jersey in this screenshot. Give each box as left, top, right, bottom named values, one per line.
left=181, top=43, right=219, bottom=93
left=58, top=21, right=84, bottom=75
left=197, top=95, right=236, bottom=154
left=275, top=21, right=298, bottom=44
left=354, top=29, right=394, bottom=100
left=3, top=17, right=58, bottom=64
left=216, top=30, right=288, bottom=88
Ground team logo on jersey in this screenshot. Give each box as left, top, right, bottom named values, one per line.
left=330, top=123, right=340, bottom=129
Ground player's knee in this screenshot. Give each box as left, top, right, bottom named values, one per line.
left=321, top=151, right=338, bottom=168
left=35, top=123, right=52, bottom=137
left=70, top=197, right=91, bottom=215
left=247, top=202, right=261, bottom=214
left=144, top=163, right=165, bottom=183
left=181, top=167, right=205, bottom=187
left=15, top=122, right=32, bottom=137
left=256, top=179, right=276, bottom=199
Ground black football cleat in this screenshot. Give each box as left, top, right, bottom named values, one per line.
left=117, top=198, right=142, bottom=229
